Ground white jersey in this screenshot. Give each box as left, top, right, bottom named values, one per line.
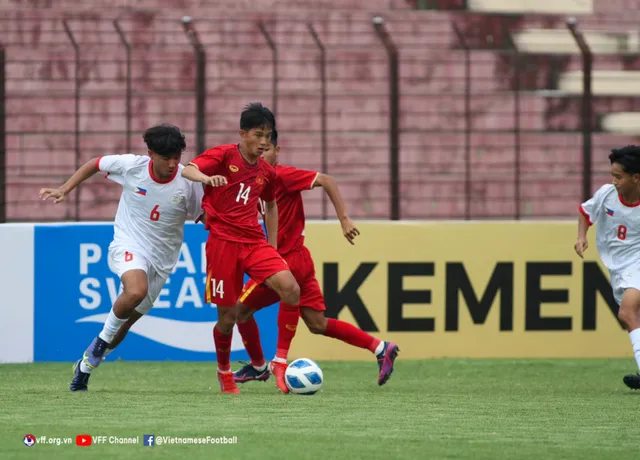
left=580, top=184, right=640, bottom=272
left=97, top=154, right=204, bottom=277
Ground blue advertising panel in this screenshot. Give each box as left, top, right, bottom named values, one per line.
left=34, top=223, right=278, bottom=362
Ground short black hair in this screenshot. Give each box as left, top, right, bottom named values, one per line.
left=143, top=124, right=186, bottom=157
left=609, top=145, right=640, bottom=174
left=240, top=102, right=275, bottom=131
left=271, top=128, right=278, bottom=146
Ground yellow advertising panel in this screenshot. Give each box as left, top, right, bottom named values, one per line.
left=289, top=221, right=629, bottom=360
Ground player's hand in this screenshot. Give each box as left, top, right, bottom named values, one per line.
left=574, top=237, right=588, bottom=259
left=341, top=218, right=360, bottom=245
left=39, top=188, right=67, bottom=204
left=205, top=175, right=227, bottom=187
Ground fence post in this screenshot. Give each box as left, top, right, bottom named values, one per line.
left=63, top=20, right=81, bottom=221
left=373, top=16, right=400, bottom=220
left=113, top=19, right=132, bottom=154
left=0, top=47, right=5, bottom=223
left=568, top=17, right=593, bottom=202
left=307, top=22, right=328, bottom=219
left=182, top=16, right=206, bottom=156
left=452, top=23, right=471, bottom=220
left=258, top=21, right=278, bottom=116
left=504, top=26, right=522, bottom=220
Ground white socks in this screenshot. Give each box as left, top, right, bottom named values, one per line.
left=98, top=309, right=128, bottom=344
left=253, top=363, right=267, bottom=372
left=374, top=341, right=385, bottom=357
left=629, top=328, right=640, bottom=371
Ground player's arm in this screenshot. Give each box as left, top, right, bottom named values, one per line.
left=263, top=200, right=278, bottom=248
left=182, top=148, right=228, bottom=187
left=313, top=173, right=360, bottom=245
left=39, top=157, right=101, bottom=203
left=575, top=208, right=591, bottom=259
left=575, top=186, right=606, bottom=258
left=181, top=164, right=227, bottom=187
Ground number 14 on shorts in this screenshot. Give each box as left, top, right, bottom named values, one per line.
left=211, top=278, right=225, bottom=298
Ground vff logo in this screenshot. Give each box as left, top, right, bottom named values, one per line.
left=144, top=435, right=155, bottom=446
left=23, top=434, right=36, bottom=447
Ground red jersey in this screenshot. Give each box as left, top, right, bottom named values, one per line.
left=190, top=144, right=276, bottom=243
left=259, top=164, right=319, bottom=255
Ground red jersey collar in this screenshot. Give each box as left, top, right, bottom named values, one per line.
left=148, top=160, right=178, bottom=184
left=236, top=144, right=260, bottom=167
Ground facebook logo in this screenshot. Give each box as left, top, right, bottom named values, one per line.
left=143, top=435, right=155, bottom=446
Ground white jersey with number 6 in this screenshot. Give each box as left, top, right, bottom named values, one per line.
left=97, top=154, right=204, bottom=277
left=580, top=183, right=640, bottom=272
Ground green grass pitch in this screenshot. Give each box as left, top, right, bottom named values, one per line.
left=0, top=359, right=638, bottom=459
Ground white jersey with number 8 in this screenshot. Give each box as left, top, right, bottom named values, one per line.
left=97, top=154, right=204, bottom=277
left=580, top=184, right=640, bottom=273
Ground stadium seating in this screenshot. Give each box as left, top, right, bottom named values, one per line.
left=1, top=0, right=639, bottom=220
left=466, top=0, right=593, bottom=14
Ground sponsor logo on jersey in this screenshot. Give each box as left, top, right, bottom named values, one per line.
left=229, top=165, right=239, bottom=173
left=135, top=187, right=147, bottom=196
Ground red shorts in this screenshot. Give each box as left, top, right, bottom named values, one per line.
left=205, top=235, right=289, bottom=307
left=239, top=245, right=326, bottom=312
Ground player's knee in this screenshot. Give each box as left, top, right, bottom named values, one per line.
left=618, top=305, right=635, bottom=329
left=281, top=280, right=300, bottom=305
left=236, top=305, right=254, bottom=323
left=216, top=307, right=237, bottom=333
left=124, top=287, right=148, bottom=306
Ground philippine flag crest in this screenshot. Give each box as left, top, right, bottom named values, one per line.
left=606, top=207, right=614, bottom=216
left=135, top=187, right=147, bottom=196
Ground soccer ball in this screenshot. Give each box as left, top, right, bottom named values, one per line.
left=285, top=358, right=324, bottom=395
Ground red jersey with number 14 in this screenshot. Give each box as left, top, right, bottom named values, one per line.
left=263, top=164, right=319, bottom=255
left=190, top=144, right=276, bottom=242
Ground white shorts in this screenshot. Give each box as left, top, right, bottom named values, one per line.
left=610, top=265, right=640, bottom=305
left=107, top=245, right=167, bottom=315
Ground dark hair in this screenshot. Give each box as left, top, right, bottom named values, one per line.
left=271, top=128, right=278, bottom=146
left=240, top=102, right=275, bottom=131
left=609, top=145, right=640, bottom=174
left=143, top=124, right=186, bottom=157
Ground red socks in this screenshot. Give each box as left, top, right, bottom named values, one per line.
left=213, top=325, right=232, bottom=372
left=236, top=317, right=265, bottom=368
left=276, top=305, right=300, bottom=360
left=325, top=318, right=380, bottom=353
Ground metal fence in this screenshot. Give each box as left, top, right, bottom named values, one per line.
left=1, top=10, right=639, bottom=222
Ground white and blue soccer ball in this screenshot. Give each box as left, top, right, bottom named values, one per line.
left=285, top=358, right=324, bottom=395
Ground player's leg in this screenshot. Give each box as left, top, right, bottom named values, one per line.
left=618, top=287, right=640, bottom=389
left=298, top=246, right=399, bottom=386
left=105, top=269, right=167, bottom=354
left=233, top=281, right=280, bottom=383
left=206, top=236, right=242, bottom=394
left=106, top=310, right=144, bottom=352
left=300, top=306, right=399, bottom=386
left=70, top=250, right=150, bottom=391
left=243, top=242, right=298, bottom=392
